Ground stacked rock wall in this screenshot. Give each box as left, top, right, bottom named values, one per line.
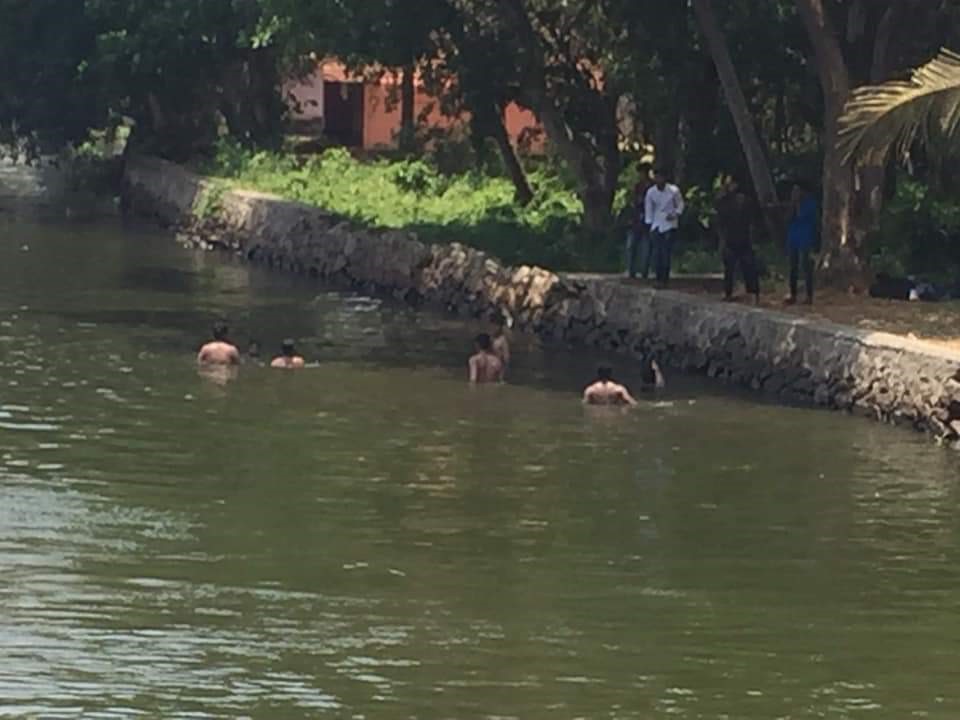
left=124, top=155, right=960, bottom=443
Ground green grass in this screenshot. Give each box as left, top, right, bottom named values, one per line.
left=198, top=140, right=722, bottom=274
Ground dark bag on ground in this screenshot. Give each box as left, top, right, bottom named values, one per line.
left=869, top=272, right=944, bottom=302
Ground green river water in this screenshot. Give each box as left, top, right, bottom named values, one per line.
left=0, top=215, right=958, bottom=719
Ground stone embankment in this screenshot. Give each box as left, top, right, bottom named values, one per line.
left=123, top=155, right=960, bottom=443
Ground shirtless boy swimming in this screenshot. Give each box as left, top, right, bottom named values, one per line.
left=638, top=355, right=666, bottom=391
left=270, top=339, right=306, bottom=369
left=582, top=366, right=638, bottom=406
left=490, top=313, right=511, bottom=370
left=197, top=322, right=240, bottom=366
left=469, top=333, right=504, bottom=384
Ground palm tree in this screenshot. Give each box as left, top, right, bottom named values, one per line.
left=838, top=48, right=960, bottom=164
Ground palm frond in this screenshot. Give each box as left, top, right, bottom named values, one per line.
left=838, top=48, right=960, bottom=165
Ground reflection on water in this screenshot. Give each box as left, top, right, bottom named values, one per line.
left=0, top=218, right=958, bottom=718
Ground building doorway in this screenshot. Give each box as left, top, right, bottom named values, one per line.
left=323, top=81, right=364, bottom=147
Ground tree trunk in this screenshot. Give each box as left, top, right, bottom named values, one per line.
left=488, top=103, right=533, bottom=206
left=692, top=0, right=781, bottom=242
left=400, top=63, right=416, bottom=153
left=146, top=92, right=166, bottom=134
left=653, top=106, right=679, bottom=177
left=498, top=0, right=620, bottom=232
left=795, top=0, right=867, bottom=290
left=851, top=1, right=903, bottom=265
left=547, top=97, right=619, bottom=235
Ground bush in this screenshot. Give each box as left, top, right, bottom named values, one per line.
left=874, top=178, right=960, bottom=282
left=200, top=138, right=726, bottom=273
left=871, top=180, right=960, bottom=283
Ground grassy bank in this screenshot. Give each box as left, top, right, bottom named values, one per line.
left=198, top=141, right=723, bottom=274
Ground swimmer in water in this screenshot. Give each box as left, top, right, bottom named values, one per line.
left=582, top=366, right=638, bottom=406
left=469, top=333, right=504, bottom=384
left=638, top=355, right=666, bottom=391
left=197, top=322, right=240, bottom=366
left=270, top=339, right=306, bottom=369
left=490, top=312, right=511, bottom=371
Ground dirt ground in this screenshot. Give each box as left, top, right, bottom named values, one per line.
left=608, top=275, right=960, bottom=351
left=757, top=288, right=960, bottom=349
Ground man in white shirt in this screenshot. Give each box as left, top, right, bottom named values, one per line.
left=644, top=169, right=685, bottom=286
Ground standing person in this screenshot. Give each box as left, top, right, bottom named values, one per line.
left=626, top=176, right=653, bottom=279
left=197, top=322, right=240, bottom=366
left=468, top=333, right=504, bottom=384
left=786, top=182, right=818, bottom=305
left=270, top=339, right=306, bottom=369
left=716, top=178, right=761, bottom=304
left=645, top=169, right=685, bottom=287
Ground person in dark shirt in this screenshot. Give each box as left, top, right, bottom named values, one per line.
left=625, top=178, right=653, bottom=279
left=715, top=179, right=760, bottom=304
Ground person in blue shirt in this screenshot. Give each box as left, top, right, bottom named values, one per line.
left=786, top=182, right=818, bottom=305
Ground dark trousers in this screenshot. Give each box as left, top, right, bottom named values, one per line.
left=651, top=229, right=675, bottom=284
left=723, top=246, right=759, bottom=298
left=626, top=229, right=652, bottom=279
left=789, top=246, right=814, bottom=301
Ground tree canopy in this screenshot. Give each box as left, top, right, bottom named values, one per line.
left=2, top=0, right=960, bottom=283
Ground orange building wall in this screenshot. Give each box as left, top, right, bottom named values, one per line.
left=288, top=60, right=543, bottom=153
left=361, top=82, right=447, bottom=149
left=504, top=103, right=543, bottom=153
left=362, top=79, right=543, bottom=152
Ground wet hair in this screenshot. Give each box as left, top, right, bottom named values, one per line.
left=597, top=365, right=614, bottom=382
left=475, top=333, right=493, bottom=351
left=212, top=321, right=229, bottom=341
left=281, top=339, right=296, bottom=357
